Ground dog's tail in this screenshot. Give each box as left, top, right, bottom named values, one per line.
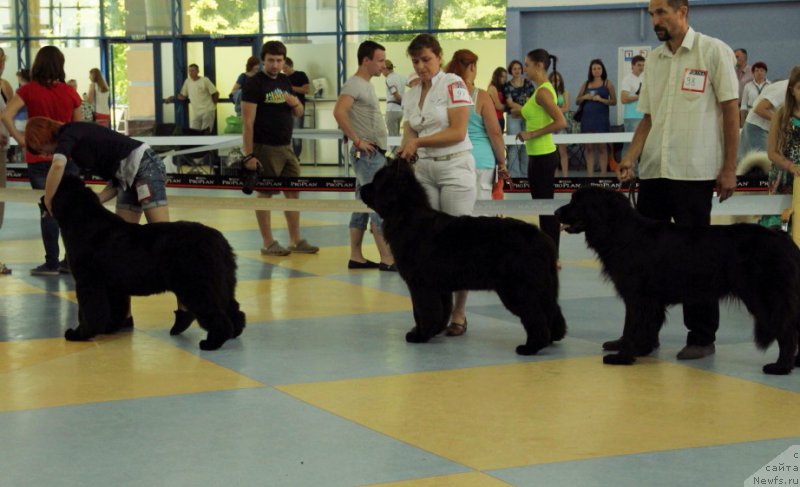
left=550, top=304, right=567, bottom=342
left=736, top=151, right=771, bottom=176
left=229, top=299, right=246, bottom=338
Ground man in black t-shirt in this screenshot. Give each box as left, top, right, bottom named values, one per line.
left=241, top=41, right=319, bottom=256
left=283, top=57, right=310, bottom=158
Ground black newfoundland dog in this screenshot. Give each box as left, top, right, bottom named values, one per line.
left=360, top=158, right=565, bottom=355
left=556, top=186, right=800, bottom=375
left=50, top=176, right=245, bottom=350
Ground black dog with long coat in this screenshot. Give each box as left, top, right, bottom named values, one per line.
left=556, top=186, right=800, bottom=374
left=50, top=176, right=245, bottom=350
left=360, top=158, right=566, bottom=355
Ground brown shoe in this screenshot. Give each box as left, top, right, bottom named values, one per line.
left=445, top=319, right=467, bottom=336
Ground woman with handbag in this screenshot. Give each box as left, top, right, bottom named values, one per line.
left=575, top=59, right=616, bottom=177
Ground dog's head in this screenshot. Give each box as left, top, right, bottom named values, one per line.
left=555, top=186, right=635, bottom=235
left=51, top=175, right=103, bottom=223
left=361, top=156, right=430, bottom=218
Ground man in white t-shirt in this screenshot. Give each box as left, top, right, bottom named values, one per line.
left=382, top=60, right=406, bottom=150
left=738, top=79, right=788, bottom=159
left=620, top=55, right=645, bottom=155
left=167, top=64, right=219, bottom=132
left=616, top=0, right=739, bottom=361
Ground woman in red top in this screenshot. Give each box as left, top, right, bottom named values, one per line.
left=1, top=45, right=82, bottom=276
left=487, top=67, right=507, bottom=133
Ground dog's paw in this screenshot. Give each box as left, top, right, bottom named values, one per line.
left=199, top=339, right=223, bottom=351
left=64, top=328, right=90, bottom=341
left=763, top=363, right=792, bottom=375
left=516, top=344, right=542, bottom=356
left=170, top=310, right=194, bottom=336
left=603, top=353, right=635, bottom=365
left=405, top=327, right=430, bottom=343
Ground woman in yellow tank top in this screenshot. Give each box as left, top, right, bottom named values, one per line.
left=514, top=49, right=567, bottom=256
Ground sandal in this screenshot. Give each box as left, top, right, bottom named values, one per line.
left=0, top=262, right=11, bottom=275
left=445, top=319, right=467, bottom=336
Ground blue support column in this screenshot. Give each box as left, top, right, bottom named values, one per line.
left=171, top=0, right=188, bottom=129
left=336, top=0, right=346, bottom=167
left=15, top=0, right=30, bottom=69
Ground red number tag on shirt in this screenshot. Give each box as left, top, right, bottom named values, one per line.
left=681, top=68, right=708, bottom=93
left=448, top=81, right=472, bottom=104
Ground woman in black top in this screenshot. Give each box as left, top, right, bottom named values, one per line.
left=26, top=117, right=169, bottom=223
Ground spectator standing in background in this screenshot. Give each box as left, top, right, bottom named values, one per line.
left=283, top=57, right=310, bottom=158
left=504, top=60, right=535, bottom=178
left=734, top=48, right=753, bottom=100
left=576, top=58, right=616, bottom=177
left=165, top=64, right=219, bottom=133
left=740, top=61, right=769, bottom=127
left=549, top=70, right=570, bottom=177
left=0, top=45, right=82, bottom=276
left=87, top=68, right=111, bottom=128
left=382, top=60, right=406, bottom=152
left=487, top=67, right=507, bottom=133
left=620, top=55, right=645, bottom=160
left=230, top=56, right=260, bottom=117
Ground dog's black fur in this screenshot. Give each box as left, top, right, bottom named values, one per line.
left=360, top=158, right=566, bottom=355
left=555, top=186, right=800, bottom=374
left=51, top=176, right=245, bottom=350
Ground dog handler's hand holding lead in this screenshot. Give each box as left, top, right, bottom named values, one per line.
left=397, top=138, right=419, bottom=160
left=616, top=156, right=635, bottom=182
left=716, top=167, right=736, bottom=202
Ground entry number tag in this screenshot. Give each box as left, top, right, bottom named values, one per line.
left=448, top=81, right=472, bottom=105
left=681, top=68, right=708, bottom=93
left=136, top=183, right=152, bottom=202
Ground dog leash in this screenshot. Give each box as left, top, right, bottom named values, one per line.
left=623, top=178, right=638, bottom=209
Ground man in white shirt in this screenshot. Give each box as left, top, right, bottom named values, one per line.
left=616, top=0, right=739, bottom=361
left=167, top=64, right=219, bottom=133
left=620, top=55, right=645, bottom=155
left=739, top=61, right=770, bottom=127
left=738, top=79, right=788, bottom=159
left=382, top=60, right=406, bottom=151
left=734, top=48, right=753, bottom=100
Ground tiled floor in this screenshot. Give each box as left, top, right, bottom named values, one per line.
left=0, top=181, right=798, bottom=486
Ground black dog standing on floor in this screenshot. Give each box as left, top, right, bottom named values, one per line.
left=50, top=176, right=245, bottom=350
left=555, top=186, right=800, bottom=375
left=360, top=158, right=566, bottom=355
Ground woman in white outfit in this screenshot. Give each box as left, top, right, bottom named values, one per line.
left=398, top=33, right=476, bottom=335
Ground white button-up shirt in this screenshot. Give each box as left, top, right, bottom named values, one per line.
left=638, top=28, right=738, bottom=180
left=402, top=71, right=473, bottom=159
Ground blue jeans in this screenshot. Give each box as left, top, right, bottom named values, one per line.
left=506, top=116, right=527, bottom=178
left=29, top=161, right=79, bottom=268
left=116, top=148, right=169, bottom=212
left=737, top=122, right=768, bottom=160
left=349, top=148, right=386, bottom=232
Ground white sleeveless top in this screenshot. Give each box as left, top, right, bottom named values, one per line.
left=93, top=83, right=110, bottom=115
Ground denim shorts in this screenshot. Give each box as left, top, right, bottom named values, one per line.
left=349, top=147, right=386, bottom=232
left=116, top=148, right=169, bottom=212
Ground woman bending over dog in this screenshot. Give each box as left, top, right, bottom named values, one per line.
left=24, top=116, right=194, bottom=332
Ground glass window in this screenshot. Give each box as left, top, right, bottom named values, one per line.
left=31, top=0, right=101, bottom=38
left=349, top=0, right=428, bottom=32
left=436, top=0, right=506, bottom=31
left=185, top=0, right=259, bottom=35
left=104, top=0, right=170, bottom=37
left=263, top=0, right=337, bottom=34
left=0, top=2, right=15, bottom=38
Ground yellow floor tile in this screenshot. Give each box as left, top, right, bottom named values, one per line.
left=240, top=244, right=383, bottom=276
left=0, top=334, right=264, bottom=412
left=236, top=276, right=411, bottom=322
left=0, top=239, right=52, bottom=264
left=52, top=275, right=410, bottom=329
left=363, top=472, right=513, bottom=487
left=278, top=357, right=800, bottom=470
left=0, top=275, right=48, bottom=296
left=170, top=207, right=337, bottom=232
